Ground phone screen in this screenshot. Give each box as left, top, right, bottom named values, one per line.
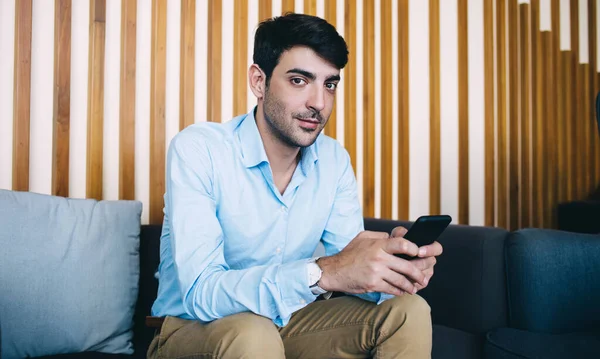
left=395, top=215, right=451, bottom=260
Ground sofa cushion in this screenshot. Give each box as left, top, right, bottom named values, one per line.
left=505, top=229, right=600, bottom=333
left=484, top=327, right=600, bottom=359
left=432, top=325, right=483, bottom=359
left=0, top=190, right=142, bottom=359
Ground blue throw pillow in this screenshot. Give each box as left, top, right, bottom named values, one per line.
left=0, top=190, right=142, bottom=358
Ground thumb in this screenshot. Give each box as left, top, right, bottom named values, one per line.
left=390, top=226, right=408, bottom=238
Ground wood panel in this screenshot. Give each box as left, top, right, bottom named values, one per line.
left=381, top=0, right=392, bottom=219
left=543, top=31, right=556, bottom=228
left=508, top=0, right=518, bottom=230
left=52, top=0, right=71, bottom=197
left=582, top=63, right=591, bottom=197
left=119, top=0, right=136, bottom=200
left=304, top=0, right=316, bottom=15
left=590, top=0, right=599, bottom=189
left=233, top=0, right=247, bottom=117
left=530, top=0, right=542, bottom=227
left=282, top=0, right=295, bottom=14
left=259, top=0, right=272, bottom=20
left=458, top=0, right=469, bottom=225
left=86, top=0, right=106, bottom=200
left=324, top=0, right=337, bottom=139
left=344, top=0, right=357, bottom=172
left=207, top=0, right=221, bottom=122
left=552, top=0, right=565, bottom=210
left=180, top=0, right=195, bottom=127
left=363, top=0, right=375, bottom=217
left=564, top=52, right=573, bottom=202
left=496, top=0, right=507, bottom=228
left=429, top=0, right=440, bottom=216
left=13, top=0, right=33, bottom=192
left=150, top=0, right=167, bottom=225
left=398, top=0, right=409, bottom=220
left=571, top=0, right=581, bottom=200
left=484, top=0, right=495, bottom=226
left=519, top=4, right=531, bottom=228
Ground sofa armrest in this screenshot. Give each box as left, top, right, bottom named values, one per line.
left=364, top=218, right=509, bottom=335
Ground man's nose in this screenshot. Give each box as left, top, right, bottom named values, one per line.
left=306, top=86, right=326, bottom=114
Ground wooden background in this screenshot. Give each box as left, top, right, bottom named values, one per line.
left=0, top=0, right=598, bottom=229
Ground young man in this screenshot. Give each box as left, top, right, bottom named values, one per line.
left=148, top=13, right=442, bottom=359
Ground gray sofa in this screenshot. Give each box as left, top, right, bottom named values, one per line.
left=1, top=190, right=599, bottom=358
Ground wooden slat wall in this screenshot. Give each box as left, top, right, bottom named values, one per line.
left=52, top=0, right=71, bottom=197
left=180, top=0, right=195, bottom=127
left=119, top=0, right=136, bottom=200
left=6, top=1, right=600, bottom=227
left=362, top=0, right=375, bottom=218
left=150, top=0, right=167, bottom=225
left=86, top=0, right=105, bottom=200
left=429, top=0, right=440, bottom=216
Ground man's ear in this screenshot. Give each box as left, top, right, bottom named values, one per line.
left=248, top=64, right=266, bottom=99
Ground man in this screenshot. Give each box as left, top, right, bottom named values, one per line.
left=149, top=13, right=442, bottom=359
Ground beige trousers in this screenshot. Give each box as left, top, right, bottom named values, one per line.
left=147, top=294, right=432, bottom=359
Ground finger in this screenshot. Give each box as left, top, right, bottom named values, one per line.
left=418, top=241, right=444, bottom=258
left=385, top=237, right=419, bottom=258
left=385, top=254, right=427, bottom=286
left=382, top=269, right=417, bottom=295
left=360, top=230, right=392, bottom=240
left=410, top=257, right=436, bottom=271
left=390, top=226, right=408, bottom=238
left=379, top=282, right=406, bottom=297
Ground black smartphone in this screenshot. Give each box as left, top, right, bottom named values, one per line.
left=394, top=215, right=452, bottom=260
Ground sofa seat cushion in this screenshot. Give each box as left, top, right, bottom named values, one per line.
left=0, top=190, right=142, bottom=359
left=33, top=353, right=132, bottom=359
left=485, top=327, right=600, bottom=359
left=432, top=325, right=483, bottom=359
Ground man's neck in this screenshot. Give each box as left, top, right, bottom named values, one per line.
left=254, top=107, right=301, bottom=176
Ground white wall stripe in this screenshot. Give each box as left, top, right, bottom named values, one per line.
left=103, top=0, right=121, bottom=200
left=0, top=0, right=15, bottom=191
left=560, top=0, right=571, bottom=50
left=195, top=0, right=208, bottom=121
left=69, top=0, right=89, bottom=199
left=272, top=0, right=282, bottom=17
left=597, top=0, right=600, bottom=71
left=579, top=0, right=589, bottom=63
left=336, top=0, right=345, bottom=146
left=317, top=0, right=325, bottom=18
left=374, top=0, right=381, bottom=218
left=166, top=0, right=181, bottom=154
left=391, top=0, right=399, bottom=220
left=221, top=0, right=234, bottom=122
left=356, top=0, right=364, bottom=208
left=440, top=0, right=459, bottom=222
left=468, top=0, right=485, bottom=226
left=540, top=0, right=552, bottom=31
left=295, top=0, right=304, bottom=14
left=248, top=0, right=259, bottom=112
left=135, top=0, right=151, bottom=224
left=408, top=0, right=430, bottom=220
left=29, top=0, right=54, bottom=195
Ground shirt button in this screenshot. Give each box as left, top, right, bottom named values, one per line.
left=299, top=299, right=306, bottom=304
left=276, top=247, right=282, bottom=254
left=281, top=206, right=286, bottom=213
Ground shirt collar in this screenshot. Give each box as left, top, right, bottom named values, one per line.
left=238, top=107, right=320, bottom=172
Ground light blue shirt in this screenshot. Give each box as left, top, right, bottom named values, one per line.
left=151, top=108, right=392, bottom=327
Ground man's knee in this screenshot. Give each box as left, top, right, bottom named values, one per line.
left=380, top=294, right=432, bottom=332
left=217, top=312, right=285, bottom=357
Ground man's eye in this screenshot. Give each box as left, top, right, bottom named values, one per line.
left=326, top=83, right=338, bottom=90
left=291, top=78, right=306, bottom=85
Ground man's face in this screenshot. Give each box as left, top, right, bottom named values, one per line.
left=261, top=46, right=340, bottom=148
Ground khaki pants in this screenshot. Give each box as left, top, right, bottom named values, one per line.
left=147, top=294, right=432, bottom=359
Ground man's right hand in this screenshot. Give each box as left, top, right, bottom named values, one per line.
left=316, top=230, right=428, bottom=297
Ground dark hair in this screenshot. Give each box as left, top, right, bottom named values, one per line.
left=253, top=13, right=349, bottom=82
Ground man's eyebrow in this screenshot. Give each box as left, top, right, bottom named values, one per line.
left=326, top=74, right=341, bottom=82
left=286, top=68, right=316, bottom=80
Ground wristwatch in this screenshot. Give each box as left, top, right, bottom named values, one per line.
left=307, top=257, right=328, bottom=295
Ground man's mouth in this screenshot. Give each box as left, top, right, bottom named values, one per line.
left=296, top=117, right=320, bottom=129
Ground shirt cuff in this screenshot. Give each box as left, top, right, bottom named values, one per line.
left=276, top=258, right=320, bottom=325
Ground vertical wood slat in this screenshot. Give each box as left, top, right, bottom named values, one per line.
left=531, top=0, right=542, bottom=227
left=344, top=0, right=357, bottom=173
left=571, top=0, right=581, bottom=200
left=458, top=0, right=469, bottom=225
left=52, top=0, right=71, bottom=197
left=259, top=0, right=272, bottom=20
left=282, top=0, right=295, bottom=14
left=304, top=0, right=317, bottom=15
left=484, top=0, right=495, bottom=226
left=519, top=4, right=531, bottom=228
left=13, top=0, right=33, bottom=192
left=363, top=0, right=375, bottom=217
left=119, top=0, right=136, bottom=200
left=590, top=0, right=599, bottom=190
left=398, top=0, right=409, bottom=220
left=553, top=0, right=565, bottom=212
left=150, top=0, right=167, bottom=225
left=180, top=0, right=195, bottom=127
left=582, top=63, right=591, bottom=196
left=537, top=31, right=548, bottom=228
left=324, top=0, right=337, bottom=139
left=429, top=0, right=440, bottom=216
left=496, top=0, right=508, bottom=229
left=508, top=0, right=518, bottom=230
left=86, top=0, right=106, bottom=200
left=208, top=0, right=221, bottom=122
left=544, top=31, right=557, bottom=228
left=233, top=0, right=247, bottom=117
left=380, top=0, right=393, bottom=219
left=564, top=52, right=573, bottom=201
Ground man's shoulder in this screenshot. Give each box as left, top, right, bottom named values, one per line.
left=315, top=133, right=351, bottom=166
left=169, top=119, right=239, bottom=155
